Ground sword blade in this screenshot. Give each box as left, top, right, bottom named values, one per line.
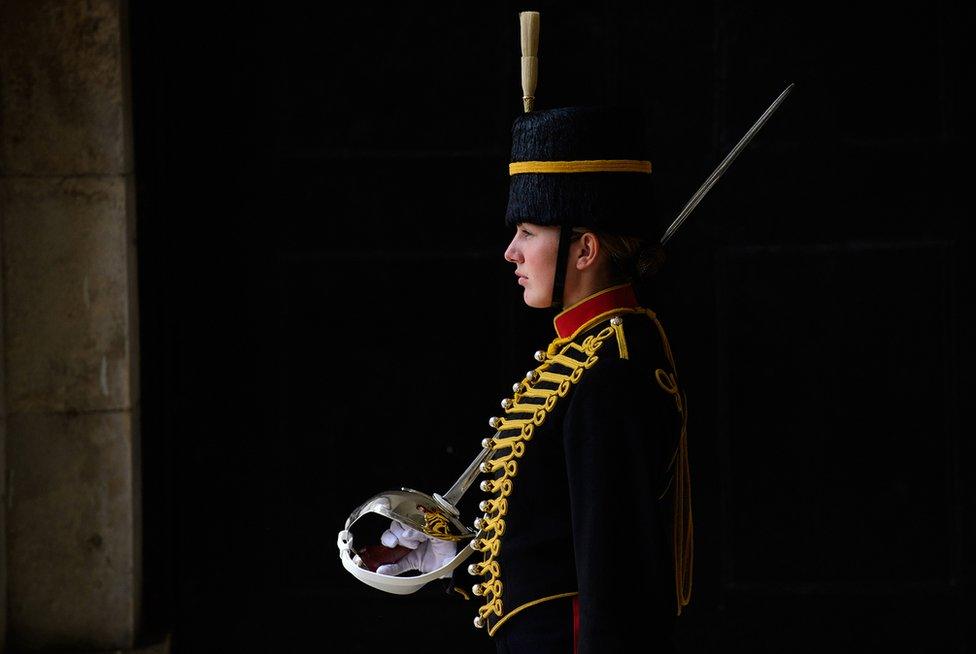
left=660, top=82, right=794, bottom=245
left=441, top=434, right=497, bottom=507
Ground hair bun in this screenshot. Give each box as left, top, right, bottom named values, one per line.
left=636, top=243, right=666, bottom=279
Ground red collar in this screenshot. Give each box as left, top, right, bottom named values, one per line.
left=553, top=284, right=639, bottom=339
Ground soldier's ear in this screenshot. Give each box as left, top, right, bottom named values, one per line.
left=575, top=232, right=600, bottom=270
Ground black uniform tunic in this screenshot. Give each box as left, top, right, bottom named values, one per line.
left=452, top=283, right=687, bottom=654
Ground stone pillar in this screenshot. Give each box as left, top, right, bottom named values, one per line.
left=0, top=197, right=7, bottom=649
left=0, top=0, right=142, bottom=650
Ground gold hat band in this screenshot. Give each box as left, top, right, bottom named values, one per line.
left=509, top=159, right=652, bottom=175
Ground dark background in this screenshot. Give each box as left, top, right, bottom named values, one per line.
left=129, top=2, right=974, bottom=652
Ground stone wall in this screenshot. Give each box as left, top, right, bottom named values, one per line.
left=0, top=0, right=141, bottom=650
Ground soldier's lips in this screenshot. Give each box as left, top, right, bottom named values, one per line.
left=517, top=276, right=527, bottom=286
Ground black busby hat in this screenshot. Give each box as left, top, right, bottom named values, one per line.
left=505, top=105, right=656, bottom=239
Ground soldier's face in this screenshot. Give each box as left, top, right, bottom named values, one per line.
left=504, top=222, right=559, bottom=308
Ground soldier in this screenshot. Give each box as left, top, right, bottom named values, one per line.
left=372, top=102, right=694, bottom=653
left=340, top=12, right=791, bottom=651
left=341, top=10, right=707, bottom=652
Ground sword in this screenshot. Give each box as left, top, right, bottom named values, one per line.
left=660, top=82, right=794, bottom=245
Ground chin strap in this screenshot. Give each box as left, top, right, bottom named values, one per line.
left=550, top=225, right=575, bottom=310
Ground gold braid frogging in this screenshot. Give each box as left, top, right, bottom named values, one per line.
left=471, top=310, right=693, bottom=632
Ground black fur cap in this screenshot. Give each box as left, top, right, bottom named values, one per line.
left=505, top=105, right=657, bottom=239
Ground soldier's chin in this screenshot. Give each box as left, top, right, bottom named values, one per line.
left=523, top=287, right=552, bottom=309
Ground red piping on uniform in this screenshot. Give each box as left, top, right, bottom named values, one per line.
left=573, top=596, right=580, bottom=654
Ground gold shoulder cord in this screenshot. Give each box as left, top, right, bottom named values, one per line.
left=609, top=309, right=694, bottom=616
left=641, top=308, right=694, bottom=616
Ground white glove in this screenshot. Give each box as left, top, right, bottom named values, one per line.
left=375, top=520, right=457, bottom=577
